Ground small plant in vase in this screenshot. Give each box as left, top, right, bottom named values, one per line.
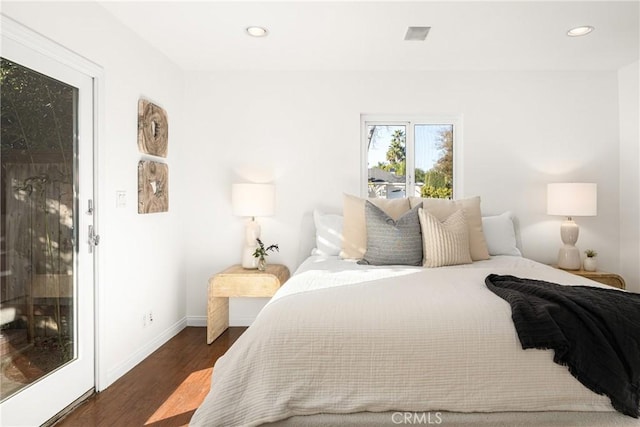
left=253, top=238, right=279, bottom=271
left=584, top=249, right=598, bottom=272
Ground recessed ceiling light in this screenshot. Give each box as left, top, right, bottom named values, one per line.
left=246, top=26, right=268, bottom=38
left=567, top=26, right=594, bottom=37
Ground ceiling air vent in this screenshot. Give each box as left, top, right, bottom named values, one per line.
left=404, top=26, right=431, bottom=41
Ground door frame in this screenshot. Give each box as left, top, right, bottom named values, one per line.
left=1, top=12, right=105, bottom=397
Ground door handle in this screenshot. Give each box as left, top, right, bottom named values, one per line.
left=88, top=225, right=100, bottom=253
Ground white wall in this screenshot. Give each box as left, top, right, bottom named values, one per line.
left=184, top=70, right=622, bottom=322
left=618, top=61, right=640, bottom=293
left=2, top=2, right=187, bottom=388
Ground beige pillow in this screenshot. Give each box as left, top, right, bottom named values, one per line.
left=340, top=193, right=411, bottom=259
left=409, top=196, right=489, bottom=261
left=419, top=208, right=472, bottom=268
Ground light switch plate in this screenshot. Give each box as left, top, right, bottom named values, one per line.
left=116, top=191, right=127, bottom=208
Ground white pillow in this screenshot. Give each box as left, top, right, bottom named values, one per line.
left=312, top=210, right=344, bottom=256
left=481, top=212, right=521, bottom=256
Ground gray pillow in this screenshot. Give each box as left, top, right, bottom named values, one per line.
left=358, top=201, right=423, bottom=266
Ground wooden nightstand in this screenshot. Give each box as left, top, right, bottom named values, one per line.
left=207, top=264, right=290, bottom=344
left=557, top=267, right=626, bottom=290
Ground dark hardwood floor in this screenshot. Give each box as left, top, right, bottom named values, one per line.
left=54, top=327, right=246, bottom=427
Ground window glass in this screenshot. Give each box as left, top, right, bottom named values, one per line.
left=415, top=124, right=453, bottom=199
left=363, top=118, right=457, bottom=199
left=366, top=125, right=407, bottom=199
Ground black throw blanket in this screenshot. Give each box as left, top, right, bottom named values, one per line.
left=485, top=274, right=640, bottom=418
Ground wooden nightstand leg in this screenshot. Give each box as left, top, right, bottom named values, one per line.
left=207, top=296, right=229, bottom=344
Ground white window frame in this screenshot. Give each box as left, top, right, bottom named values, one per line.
left=360, top=114, right=463, bottom=199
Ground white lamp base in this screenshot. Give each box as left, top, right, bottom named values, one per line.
left=242, top=247, right=258, bottom=269
left=557, top=245, right=581, bottom=270
left=557, top=218, right=581, bottom=270
left=241, top=218, right=260, bottom=269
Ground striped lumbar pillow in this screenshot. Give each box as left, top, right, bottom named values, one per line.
left=358, top=201, right=423, bottom=266
left=419, top=208, right=472, bottom=268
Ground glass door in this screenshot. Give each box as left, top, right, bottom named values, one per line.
left=1, top=29, right=95, bottom=426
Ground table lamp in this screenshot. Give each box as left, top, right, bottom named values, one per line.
left=232, top=183, right=275, bottom=269
left=547, top=183, right=597, bottom=270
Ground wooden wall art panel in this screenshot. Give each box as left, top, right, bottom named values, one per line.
left=138, top=160, right=169, bottom=214
left=137, top=99, right=168, bottom=157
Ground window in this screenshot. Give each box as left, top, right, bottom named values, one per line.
left=361, top=116, right=461, bottom=199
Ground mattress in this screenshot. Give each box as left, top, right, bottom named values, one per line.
left=190, top=256, right=629, bottom=427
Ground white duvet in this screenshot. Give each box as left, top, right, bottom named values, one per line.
left=190, top=256, right=617, bottom=427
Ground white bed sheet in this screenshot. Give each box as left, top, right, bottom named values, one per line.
left=273, top=255, right=611, bottom=302
left=191, top=256, right=621, bottom=427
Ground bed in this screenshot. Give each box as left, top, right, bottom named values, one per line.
left=191, top=198, right=639, bottom=426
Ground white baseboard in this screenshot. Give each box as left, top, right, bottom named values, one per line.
left=187, top=315, right=207, bottom=327
left=186, top=298, right=268, bottom=329
left=103, top=317, right=187, bottom=390
left=229, top=314, right=257, bottom=327
left=187, top=314, right=255, bottom=327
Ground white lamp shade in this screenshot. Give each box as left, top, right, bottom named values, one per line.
left=547, top=183, right=597, bottom=217
left=231, top=183, right=275, bottom=217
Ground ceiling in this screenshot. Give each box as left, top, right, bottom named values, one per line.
left=99, top=1, right=639, bottom=71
